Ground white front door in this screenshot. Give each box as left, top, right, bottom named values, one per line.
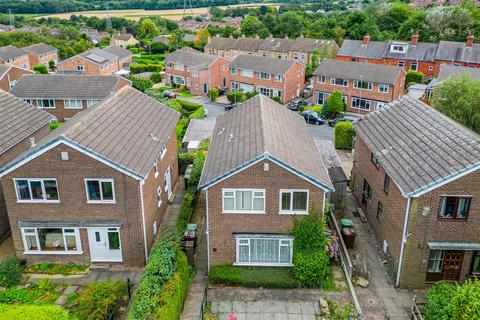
left=164, top=166, right=172, bottom=200
left=87, top=227, right=122, bottom=262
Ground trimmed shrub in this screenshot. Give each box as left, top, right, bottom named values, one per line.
left=207, top=88, right=219, bottom=101
left=131, top=77, right=153, bottom=92
left=76, top=280, right=127, bottom=320
left=151, top=72, right=162, bottom=83
left=451, top=279, right=480, bottom=320
left=49, top=121, right=63, bottom=131
left=245, top=91, right=257, bottom=100
left=425, top=281, right=456, bottom=320
left=0, top=304, right=71, bottom=320
left=130, top=63, right=163, bottom=74
left=334, top=121, right=356, bottom=150
left=210, top=265, right=297, bottom=289
left=0, top=256, right=22, bottom=288
left=227, top=91, right=243, bottom=104
left=273, top=96, right=281, bottom=104
left=177, top=99, right=202, bottom=113
left=179, top=152, right=195, bottom=173
left=176, top=192, right=194, bottom=236
left=33, top=64, right=48, bottom=74
left=189, top=106, right=205, bottom=119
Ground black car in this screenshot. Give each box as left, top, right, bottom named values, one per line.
left=301, top=110, right=325, bottom=125
left=217, top=87, right=227, bottom=96
left=328, top=114, right=360, bottom=127
left=287, top=98, right=308, bottom=111
left=225, top=103, right=241, bottom=111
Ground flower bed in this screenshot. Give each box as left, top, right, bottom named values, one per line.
left=25, top=263, right=89, bottom=275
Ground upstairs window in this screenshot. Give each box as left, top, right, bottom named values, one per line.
left=378, top=84, right=389, bottom=93
left=279, top=190, right=308, bottom=214
left=371, top=153, right=380, bottom=168
left=391, top=44, right=407, bottom=53
left=438, top=196, right=471, bottom=219
left=64, top=99, right=83, bottom=109
left=240, top=69, right=253, bottom=77
left=353, top=80, right=372, bottom=90
left=274, top=75, right=283, bottom=82
left=154, top=160, right=159, bottom=178
left=363, top=179, right=372, bottom=202
left=174, top=63, right=184, bottom=71
left=222, top=189, right=265, bottom=213
left=14, top=179, right=59, bottom=202
left=87, top=99, right=100, bottom=107
left=37, top=99, right=55, bottom=109
left=331, top=78, right=348, bottom=87
left=230, top=67, right=237, bottom=75
left=376, top=201, right=384, bottom=220
left=85, top=179, right=115, bottom=203
left=411, top=62, right=418, bottom=71
left=258, top=72, right=271, bottom=80
left=317, top=75, right=326, bottom=83
left=383, top=174, right=390, bottom=193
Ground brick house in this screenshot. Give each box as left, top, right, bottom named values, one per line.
left=10, top=74, right=131, bottom=122
left=313, top=59, right=405, bottom=114
left=205, top=34, right=338, bottom=64
left=0, top=86, right=180, bottom=267
left=164, top=47, right=230, bottom=95
left=110, top=34, right=139, bottom=48
left=0, top=45, right=30, bottom=69
left=425, top=65, right=480, bottom=101
left=0, top=91, right=55, bottom=242
left=351, top=96, right=480, bottom=288
left=56, top=46, right=132, bottom=75
left=198, top=95, right=334, bottom=269
left=22, top=43, right=59, bottom=68
left=0, top=65, right=33, bottom=92
left=337, top=33, right=480, bottom=78
left=227, top=55, right=306, bottom=104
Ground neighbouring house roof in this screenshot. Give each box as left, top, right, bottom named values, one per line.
left=406, top=83, right=427, bottom=99
left=436, top=65, right=480, bottom=83
left=165, top=47, right=217, bottom=69
left=384, top=41, right=438, bottom=62
left=153, top=35, right=170, bottom=44
left=0, top=65, right=32, bottom=79
left=182, top=118, right=216, bottom=143
left=199, top=95, right=333, bottom=191
left=0, top=45, right=27, bottom=60
left=80, top=47, right=118, bottom=64
left=10, top=74, right=129, bottom=100
left=229, top=55, right=297, bottom=75
left=0, top=91, right=55, bottom=156
left=354, top=95, right=480, bottom=197
left=436, top=41, right=480, bottom=64
left=103, top=45, right=132, bottom=60
left=337, top=40, right=387, bottom=60
left=205, top=36, right=238, bottom=50
left=113, top=33, right=134, bottom=41
left=313, top=59, right=403, bottom=85
left=0, top=86, right=181, bottom=180
left=313, top=139, right=348, bottom=184
left=22, top=43, right=57, bottom=55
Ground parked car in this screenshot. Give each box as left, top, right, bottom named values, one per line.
left=287, top=98, right=308, bottom=111
left=301, top=110, right=325, bottom=125
left=217, top=87, right=227, bottom=96
left=225, top=103, right=241, bottom=111
left=301, top=85, right=313, bottom=98
left=163, top=90, right=178, bottom=99
left=328, top=114, right=360, bottom=127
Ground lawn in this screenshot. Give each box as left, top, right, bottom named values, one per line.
left=177, top=89, right=195, bottom=98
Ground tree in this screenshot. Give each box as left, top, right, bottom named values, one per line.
left=48, top=60, right=55, bottom=71
left=433, top=75, right=480, bottom=134
left=207, top=88, right=219, bottom=101
left=325, top=91, right=345, bottom=117
left=377, top=2, right=414, bottom=33
left=405, top=70, right=424, bottom=88
left=130, top=76, right=153, bottom=93
left=240, top=16, right=264, bottom=37
left=33, top=64, right=48, bottom=74
left=194, top=29, right=210, bottom=50
left=148, top=41, right=168, bottom=54
left=137, top=18, right=159, bottom=39
left=345, top=11, right=380, bottom=40
left=275, top=11, right=305, bottom=38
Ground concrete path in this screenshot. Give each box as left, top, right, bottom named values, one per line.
left=342, top=192, right=417, bottom=320
left=159, top=177, right=185, bottom=235
left=26, top=270, right=143, bottom=287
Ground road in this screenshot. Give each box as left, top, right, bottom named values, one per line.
left=203, top=99, right=335, bottom=142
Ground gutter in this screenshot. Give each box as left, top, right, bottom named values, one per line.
left=139, top=180, right=149, bottom=264
left=206, top=189, right=210, bottom=273
left=396, top=197, right=412, bottom=287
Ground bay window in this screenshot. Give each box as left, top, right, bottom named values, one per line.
left=235, top=236, right=293, bottom=266
left=279, top=190, right=308, bottom=214
left=438, top=196, right=471, bottom=219
left=14, top=179, right=59, bottom=202
left=222, top=189, right=265, bottom=213
left=21, top=227, right=81, bottom=253
left=85, top=179, right=115, bottom=203
left=351, top=97, right=371, bottom=111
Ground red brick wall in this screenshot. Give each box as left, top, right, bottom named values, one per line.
left=209, top=57, right=230, bottom=90
left=57, top=57, right=118, bottom=75
left=1, top=144, right=146, bottom=267
left=0, top=67, right=32, bottom=92
left=206, top=159, right=325, bottom=266
left=1, top=55, right=31, bottom=70
left=28, top=52, right=59, bottom=68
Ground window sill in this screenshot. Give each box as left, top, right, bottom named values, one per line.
left=64, top=107, right=83, bottom=110
left=234, top=262, right=293, bottom=267
left=437, top=217, right=468, bottom=221
left=87, top=200, right=116, bottom=204
left=222, top=211, right=266, bottom=214
left=17, top=200, right=60, bottom=204
left=154, top=173, right=159, bottom=179
left=278, top=211, right=308, bottom=215
left=23, top=251, right=83, bottom=255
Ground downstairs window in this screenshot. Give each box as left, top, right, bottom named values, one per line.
left=235, top=236, right=293, bottom=266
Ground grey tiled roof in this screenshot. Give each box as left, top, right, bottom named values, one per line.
left=384, top=41, right=437, bottom=62
left=165, top=47, right=217, bottom=69
left=112, top=33, right=133, bottom=41
left=3, top=87, right=180, bottom=179
left=313, top=59, right=403, bottom=85
left=229, top=55, right=297, bottom=75
left=0, top=91, right=55, bottom=156
left=436, top=41, right=480, bottom=64
left=436, top=65, right=480, bottom=82
left=0, top=45, right=27, bottom=60
left=205, top=37, right=238, bottom=50
left=337, top=40, right=387, bottom=59
left=10, top=74, right=127, bottom=99
left=199, top=95, right=333, bottom=190
left=80, top=47, right=117, bottom=64
left=103, top=45, right=132, bottom=59
left=182, top=118, right=216, bottom=143
left=22, top=43, right=57, bottom=55
left=354, top=96, right=480, bottom=197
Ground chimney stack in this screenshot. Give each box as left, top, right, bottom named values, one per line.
left=363, top=34, right=370, bottom=45
left=467, top=31, right=474, bottom=48
left=411, top=31, right=419, bottom=45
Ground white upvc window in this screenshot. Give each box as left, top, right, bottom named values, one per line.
left=36, top=99, right=55, bottom=109
left=274, top=75, right=283, bottom=82
left=272, top=89, right=282, bottom=97
left=23, top=99, right=32, bottom=104
left=222, top=189, right=265, bottom=213
left=21, top=227, right=82, bottom=254
left=173, top=76, right=185, bottom=85
left=390, top=44, right=407, bottom=53
left=258, top=72, right=271, bottom=80
left=64, top=99, right=83, bottom=109
left=330, top=78, right=348, bottom=87
left=351, top=97, right=372, bottom=111
left=85, top=179, right=115, bottom=203
left=156, top=186, right=162, bottom=207
left=240, top=69, right=253, bottom=77
left=174, top=63, right=184, bottom=71
left=411, top=62, right=418, bottom=71
left=378, top=84, right=389, bottom=93
left=258, top=87, right=271, bottom=97
left=397, top=61, right=405, bottom=68
left=317, top=75, right=326, bottom=83
left=154, top=160, right=159, bottom=178
left=87, top=99, right=100, bottom=107
left=191, top=68, right=198, bottom=77
left=160, top=144, right=167, bottom=159
left=235, top=236, right=293, bottom=266
left=279, top=189, right=309, bottom=214
left=14, top=178, right=59, bottom=203
left=230, top=67, right=237, bottom=75
left=353, top=80, right=372, bottom=90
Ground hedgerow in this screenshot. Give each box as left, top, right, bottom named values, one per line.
left=334, top=121, right=356, bottom=150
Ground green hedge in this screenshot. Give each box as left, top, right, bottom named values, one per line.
left=155, top=250, right=190, bottom=320
left=226, top=91, right=244, bottom=104
left=177, top=99, right=202, bottom=113
left=189, top=106, right=205, bottom=120
left=178, top=152, right=195, bottom=173
left=0, top=257, right=22, bottom=288
left=130, top=63, right=163, bottom=74
left=76, top=280, right=127, bottom=320
left=0, top=304, right=71, bottom=320
left=209, top=265, right=297, bottom=289
left=334, top=121, right=356, bottom=150
left=207, top=88, right=219, bottom=101
left=176, top=192, right=194, bottom=237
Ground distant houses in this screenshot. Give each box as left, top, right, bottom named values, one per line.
left=0, top=43, right=58, bottom=70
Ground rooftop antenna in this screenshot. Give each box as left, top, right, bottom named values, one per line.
left=7, top=9, right=14, bottom=28
left=105, top=5, right=113, bottom=31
